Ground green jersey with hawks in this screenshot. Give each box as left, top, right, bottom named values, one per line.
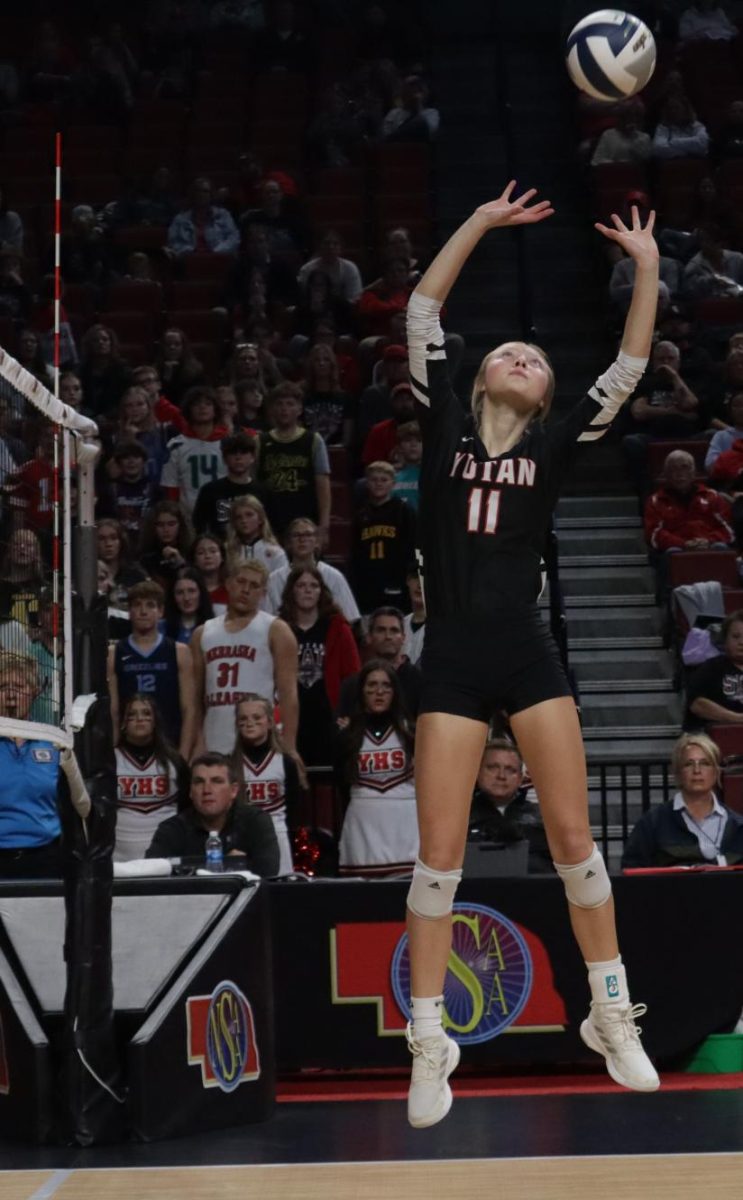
left=406, top=291, right=646, bottom=620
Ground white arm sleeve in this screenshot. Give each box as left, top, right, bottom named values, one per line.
left=406, top=291, right=445, bottom=405
left=593, top=350, right=648, bottom=407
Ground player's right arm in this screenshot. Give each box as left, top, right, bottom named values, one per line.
left=407, top=183, right=552, bottom=412
left=412, top=182, right=553, bottom=305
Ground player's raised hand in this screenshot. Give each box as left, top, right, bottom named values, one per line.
left=595, top=206, right=658, bottom=268
left=473, top=181, right=554, bottom=230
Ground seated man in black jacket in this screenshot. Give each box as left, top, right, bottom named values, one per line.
left=467, top=738, right=551, bottom=873
left=147, top=752, right=280, bottom=876
left=622, top=732, right=743, bottom=868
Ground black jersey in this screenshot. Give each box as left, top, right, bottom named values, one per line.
left=408, top=295, right=637, bottom=620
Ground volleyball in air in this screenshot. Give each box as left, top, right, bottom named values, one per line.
left=566, top=10, right=656, bottom=102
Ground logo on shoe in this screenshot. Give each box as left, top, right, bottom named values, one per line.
left=605, top=973, right=620, bottom=999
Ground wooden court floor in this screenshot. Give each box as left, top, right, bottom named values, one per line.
left=5, top=1156, right=743, bottom=1200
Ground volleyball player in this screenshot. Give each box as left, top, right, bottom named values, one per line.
left=404, top=182, right=661, bottom=1128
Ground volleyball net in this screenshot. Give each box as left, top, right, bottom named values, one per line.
left=0, top=344, right=98, bottom=750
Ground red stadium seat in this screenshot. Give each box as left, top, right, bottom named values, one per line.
left=327, top=518, right=351, bottom=561
left=722, top=772, right=743, bottom=814
left=61, top=283, right=97, bottom=321
left=306, top=193, right=367, bottom=227
left=182, top=254, right=235, bottom=282
left=252, top=74, right=308, bottom=118
left=67, top=175, right=121, bottom=205
left=113, top=225, right=169, bottom=253
left=165, top=309, right=229, bottom=343
left=187, top=342, right=222, bottom=378
left=169, top=280, right=223, bottom=310
left=330, top=481, right=352, bottom=520
left=373, top=194, right=432, bottom=229
left=328, top=445, right=349, bottom=479
left=0, top=316, right=16, bottom=350
left=310, top=168, right=366, bottom=197
left=104, top=310, right=161, bottom=345
left=104, top=281, right=165, bottom=315
left=667, top=551, right=740, bottom=590
left=723, top=589, right=743, bottom=613
left=695, top=297, right=743, bottom=327
left=64, top=146, right=119, bottom=175
left=591, top=162, right=649, bottom=192
left=186, top=144, right=244, bottom=175
left=371, top=142, right=431, bottom=179
left=709, top=725, right=743, bottom=761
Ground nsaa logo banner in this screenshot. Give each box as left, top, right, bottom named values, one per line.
left=331, top=903, right=567, bottom=1042
left=187, top=981, right=261, bottom=1092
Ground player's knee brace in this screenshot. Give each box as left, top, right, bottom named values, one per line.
left=554, top=842, right=611, bottom=909
left=406, top=858, right=462, bottom=920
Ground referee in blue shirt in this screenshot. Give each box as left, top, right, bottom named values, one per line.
left=0, top=654, right=62, bottom=878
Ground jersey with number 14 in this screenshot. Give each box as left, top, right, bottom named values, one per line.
left=408, top=297, right=633, bottom=620
left=160, top=433, right=226, bottom=510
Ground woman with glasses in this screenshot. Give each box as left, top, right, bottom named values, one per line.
left=622, top=732, right=743, bottom=868
left=336, top=658, right=416, bottom=877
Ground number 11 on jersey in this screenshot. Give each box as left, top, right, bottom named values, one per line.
left=467, top=486, right=501, bottom=535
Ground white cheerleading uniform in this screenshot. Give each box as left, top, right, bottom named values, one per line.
left=200, top=611, right=276, bottom=753
left=242, top=748, right=293, bottom=875
left=339, top=726, right=417, bottom=877
left=114, top=747, right=180, bottom=862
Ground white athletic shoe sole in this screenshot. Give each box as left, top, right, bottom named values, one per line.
left=408, top=1037, right=461, bottom=1129
left=580, top=1015, right=660, bottom=1093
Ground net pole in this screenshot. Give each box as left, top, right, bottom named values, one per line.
left=51, top=131, right=63, bottom=720
left=53, top=132, right=61, bottom=400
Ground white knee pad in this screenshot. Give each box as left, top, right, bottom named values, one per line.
left=554, top=843, right=611, bottom=909
left=406, top=858, right=462, bottom=920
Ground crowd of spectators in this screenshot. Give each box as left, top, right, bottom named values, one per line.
left=579, top=6, right=743, bottom=830
left=8, top=3, right=743, bottom=882
left=0, top=0, right=455, bottom=879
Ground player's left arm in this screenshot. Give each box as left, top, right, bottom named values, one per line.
left=597, top=205, right=658, bottom=361
left=554, top=207, right=659, bottom=452
left=175, top=642, right=197, bottom=760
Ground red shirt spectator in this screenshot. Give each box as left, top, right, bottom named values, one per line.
left=356, top=258, right=413, bottom=338
left=362, top=383, right=416, bottom=466
left=644, top=450, right=734, bottom=551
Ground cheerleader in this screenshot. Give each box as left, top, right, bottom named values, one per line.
left=231, top=693, right=301, bottom=876
left=115, top=693, right=189, bottom=861
left=336, top=659, right=417, bottom=878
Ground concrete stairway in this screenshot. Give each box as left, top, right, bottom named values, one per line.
left=546, top=493, right=683, bottom=765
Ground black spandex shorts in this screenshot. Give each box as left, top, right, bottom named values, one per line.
left=419, top=608, right=573, bottom=724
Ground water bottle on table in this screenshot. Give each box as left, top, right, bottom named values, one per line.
left=205, top=830, right=224, bottom=873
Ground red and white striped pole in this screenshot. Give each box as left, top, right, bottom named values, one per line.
left=53, top=130, right=62, bottom=399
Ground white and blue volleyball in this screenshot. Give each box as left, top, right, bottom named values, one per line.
left=566, top=10, right=656, bottom=102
